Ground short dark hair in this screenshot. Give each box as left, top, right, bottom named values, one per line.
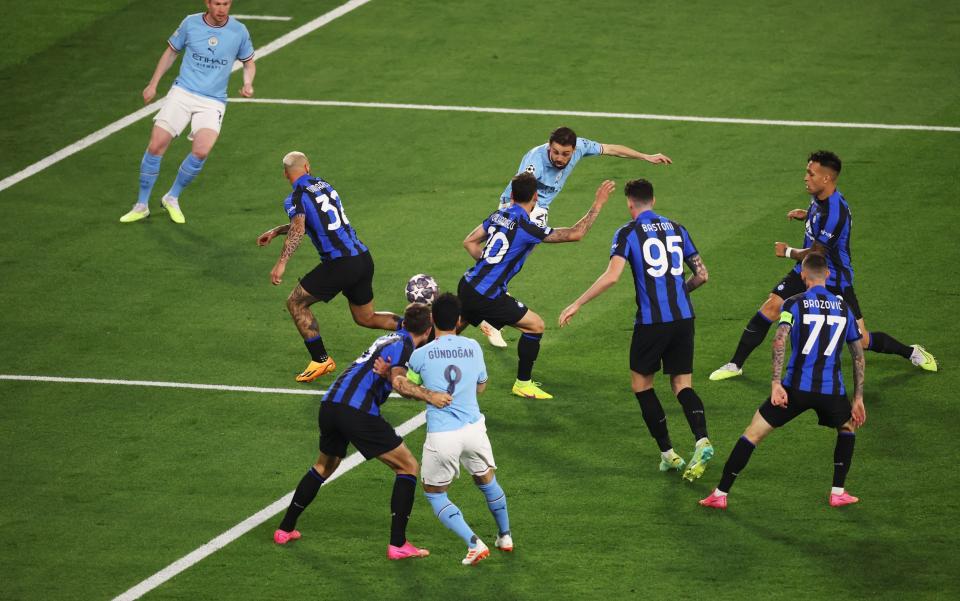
left=431, top=292, right=461, bottom=331
left=801, top=252, right=828, bottom=275
left=624, top=178, right=654, bottom=203
left=511, top=172, right=537, bottom=203
left=808, top=150, right=842, bottom=174
left=403, top=303, right=432, bottom=335
left=548, top=126, right=577, bottom=148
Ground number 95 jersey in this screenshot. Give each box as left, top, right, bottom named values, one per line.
left=284, top=173, right=368, bottom=262
left=463, top=204, right=553, bottom=299
left=612, top=209, right=698, bottom=325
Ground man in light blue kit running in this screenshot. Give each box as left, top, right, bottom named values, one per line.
left=120, top=0, right=256, bottom=224
left=405, top=293, right=514, bottom=566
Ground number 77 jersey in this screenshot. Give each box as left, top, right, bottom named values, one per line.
left=612, top=209, right=699, bottom=325
left=284, top=173, right=368, bottom=262
left=463, top=204, right=553, bottom=299
left=780, top=287, right=862, bottom=395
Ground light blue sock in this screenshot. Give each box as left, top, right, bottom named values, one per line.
left=167, top=153, right=206, bottom=199
left=138, top=151, right=163, bottom=204
left=477, top=476, right=510, bottom=536
left=425, top=492, right=476, bottom=547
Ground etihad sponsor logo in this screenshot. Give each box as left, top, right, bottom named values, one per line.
left=191, top=52, right=229, bottom=66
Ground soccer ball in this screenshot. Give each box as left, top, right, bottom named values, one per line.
left=405, top=274, right=439, bottom=305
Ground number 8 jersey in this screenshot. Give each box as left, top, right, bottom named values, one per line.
left=612, top=209, right=699, bottom=325
left=780, top=287, right=862, bottom=395
left=284, top=173, right=368, bottom=262
left=463, top=204, right=553, bottom=299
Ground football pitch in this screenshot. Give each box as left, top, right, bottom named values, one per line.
left=2, top=1, right=959, bottom=599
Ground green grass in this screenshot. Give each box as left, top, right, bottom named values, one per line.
left=1, top=1, right=959, bottom=600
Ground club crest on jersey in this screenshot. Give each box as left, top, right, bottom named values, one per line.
left=208, top=36, right=219, bottom=47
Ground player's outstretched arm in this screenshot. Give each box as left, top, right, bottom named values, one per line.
left=240, top=59, right=256, bottom=98
left=847, top=341, right=866, bottom=427
left=256, top=224, right=290, bottom=246
left=600, top=143, right=672, bottom=165
left=559, top=256, right=626, bottom=327
left=544, top=180, right=615, bottom=243
left=684, top=254, right=709, bottom=292
left=775, top=240, right=828, bottom=262
left=270, top=215, right=305, bottom=285
left=770, top=323, right=790, bottom=407
left=390, top=368, right=452, bottom=408
left=143, top=46, right=179, bottom=104
left=463, top=225, right=488, bottom=260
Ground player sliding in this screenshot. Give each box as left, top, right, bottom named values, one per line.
left=273, top=304, right=453, bottom=559
left=257, top=152, right=401, bottom=382
left=120, top=0, right=256, bottom=224
left=402, top=293, right=513, bottom=565
left=701, top=254, right=866, bottom=509
left=559, top=179, right=713, bottom=481
left=710, top=150, right=937, bottom=381
left=459, top=172, right=615, bottom=400
left=481, top=127, right=672, bottom=348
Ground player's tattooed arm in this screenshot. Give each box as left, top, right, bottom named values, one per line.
left=684, top=254, right=709, bottom=292
left=256, top=224, right=290, bottom=246
left=848, top=340, right=865, bottom=401
left=545, top=180, right=616, bottom=243
left=391, top=368, right=452, bottom=408
left=771, top=323, right=790, bottom=383
left=278, top=215, right=305, bottom=262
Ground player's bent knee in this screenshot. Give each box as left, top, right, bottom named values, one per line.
left=472, top=469, right=495, bottom=485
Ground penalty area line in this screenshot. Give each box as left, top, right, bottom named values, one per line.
left=111, top=410, right=427, bottom=601
left=0, top=373, right=402, bottom=398
left=228, top=97, right=960, bottom=133
left=232, top=15, right=293, bottom=21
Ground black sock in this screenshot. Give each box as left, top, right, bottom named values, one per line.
left=677, top=387, right=708, bottom=441
left=833, top=432, right=856, bottom=488
left=867, top=331, right=912, bottom=359
left=718, top=436, right=756, bottom=493
left=304, top=335, right=328, bottom=362
left=635, top=390, right=672, bottom=452
left=279, top=467, right=326, bottom=532
left=730, top=312, right=774, bottom=368
left=390, top=474, right=417, bottom=547
left=517, top=333, right=542, bottom=381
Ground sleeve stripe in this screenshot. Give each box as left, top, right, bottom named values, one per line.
left=167, top=40, right=182, bottom=53
left=239, top=53, right=255, bottom=62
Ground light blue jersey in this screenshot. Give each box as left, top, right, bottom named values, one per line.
left=499, top=137, right=603, bottom=209
left=168, top=13, right=254, bottom=102
left=409, top=334, right=488, bottom=433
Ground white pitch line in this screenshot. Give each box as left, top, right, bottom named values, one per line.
left=0, top=0, right=375, bottom=194
left=229, top=97, right=960, bottom=133
left=0, top=373, right=402, bottom=397
left=111, top=410, right=427, bottom=601
left=232, top=15, right=292, bottom=21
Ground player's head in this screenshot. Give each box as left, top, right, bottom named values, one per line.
left=800, top=253, right=830, bottom=286
left=282, top=151, right=310, bottom=183
left=205, top=0, right=233, bottom=25
left=403, top=302, right=433, bottom=344
left=431, top=292, right=461, bottom=332
left=547, top=126, right=577, bottom=169
left=624, top=178, right=655, bottom=214
left=804, top=150, right=842, bottom=197
left=510, top=172, right=538, bottom=207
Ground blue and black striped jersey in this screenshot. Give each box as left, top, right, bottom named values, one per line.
left=284, top=173, right=368, bottom=262
left=322, top=330, right=415, bottom=416
left=463, top=204, right=553, bottom=299
left=611, top=210, right=698, bottom=325
left=792, top=190, right=854, bottom=289
left=780, top=286, right=862, bottom=395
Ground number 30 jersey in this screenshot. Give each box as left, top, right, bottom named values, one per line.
left=611, top=209, right=699, bottom=325
left=463, top=204, right=553, bottom=299
left=780, top=286, right=862, bottom=395
left=284, top=173, right=368, bottom=262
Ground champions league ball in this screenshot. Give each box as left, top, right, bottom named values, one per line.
left=405, top=274, right=439, bottom=305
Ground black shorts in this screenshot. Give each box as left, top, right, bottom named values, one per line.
left=771, top=269, right=862, bottom=320
left=318, top=401, right=402, bottom=460
left=300, top=252, right=375, bottom=306
left=759, top=388, right=851, bottom=429
left=630, top=318, right=695, bottom=375
left=457, top=277, right=529, bottom=330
